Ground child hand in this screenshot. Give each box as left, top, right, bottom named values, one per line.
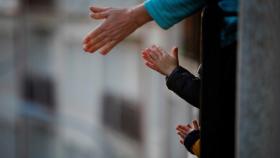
left=176, top=120, right=200, bottom=145
left=141, top=45, right=179, bottom=76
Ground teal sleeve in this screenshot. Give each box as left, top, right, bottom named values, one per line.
left=144, top=0, right=205, bottom=29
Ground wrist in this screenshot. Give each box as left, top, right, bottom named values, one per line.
left=165, top=65, right=178, bottom=76
left=129, top=4, right=152, bottom=27
left=184, top=130, right=200, bottom=154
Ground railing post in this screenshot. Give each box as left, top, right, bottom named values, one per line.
left=237, top=0, right=280, bottom=158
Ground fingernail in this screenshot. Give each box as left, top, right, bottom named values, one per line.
left=100, top=52, right=106, bottom=56
left=90, top=14, right=95, bottom=18
left=83, top=46, right=88, bottom=51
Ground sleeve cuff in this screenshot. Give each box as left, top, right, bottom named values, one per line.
left=184, top=130, right=200, bottom=154
left=144, top=0, right=172, bottom=29
left=165, top=66, right=192, bottom=87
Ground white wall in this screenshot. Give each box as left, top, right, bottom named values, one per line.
left=0, top=0, right=199, bottom=158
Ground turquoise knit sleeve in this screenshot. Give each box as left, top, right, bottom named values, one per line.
left=144, top=0, right=205, bottom=29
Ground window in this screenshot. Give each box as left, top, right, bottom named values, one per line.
left=20, top=0, right=54, bottom=11
left=102, top=92, right=142, bottom=141
left=21, top=74, right=56, bottom=111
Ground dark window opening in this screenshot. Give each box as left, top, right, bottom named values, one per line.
left=21, top=74, right=56, bottom=112
left=20, top=0, right=55, bottom=12
left=102, top=92, right=142, bottom=142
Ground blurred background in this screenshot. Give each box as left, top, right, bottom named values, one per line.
left=0, top=0, right=201, bottom=158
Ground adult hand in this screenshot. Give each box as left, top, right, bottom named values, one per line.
left=83, top=5, right=152, bottom=55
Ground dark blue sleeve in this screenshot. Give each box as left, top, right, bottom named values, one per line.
left=166, top=66, right=201, bottom=108
left=144, top=0, right=205, bottom=29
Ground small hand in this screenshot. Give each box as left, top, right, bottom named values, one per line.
left=176, top=120, right=199, bottom=144
left=142, top=45, right=179, bottom=76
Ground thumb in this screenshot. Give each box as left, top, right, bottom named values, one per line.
left=90, top=6, right=111, bottom=13
left=170, top=47, right=179, bottom=63
left=90, top=10, right=110, bottom=19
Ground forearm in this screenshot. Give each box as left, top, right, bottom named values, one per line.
left=130, top=4, right=153, bottom=28
left=166, top=66, right=201, bottom=108
left=144, top=0, right=205, bottom=29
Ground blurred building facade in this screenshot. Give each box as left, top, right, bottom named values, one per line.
left=0, top=0, right=200, bottom=158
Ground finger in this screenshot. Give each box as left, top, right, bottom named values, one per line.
left=147, top=49, right=159, bottom=60
left=85, top=37, right=110, bottom=53
left=176, top=125, right=186, bottom=130
left=83, top=25, right=104, bottom=44
left=90, top=6, right=111, bottom=13
left=142, top=52, right=148, bottom=59
left=177, top=132, right=185, bottom=139
left=153, top=45, right=164, bottom=56
left=178, top=126, right=191, bottom=135
left=177, top=132, right=186, bottom=139
left=176, top=127, right=187, bottom=134
left=151, top=45, right=164, bottom=58
left=145, top=62, right=157, bottom=70
left=142, top=49, right=149, bottom=55
left=193, top=120, right=199, bottom=130
left=142, top=49, right=150, bottom=57
left=99, top=41, right=118, bottom=55
left=180, top=139, right=184, bottom=145
left=151, top=45, right=157, bottom=49
left=142, top=55, right=154, bottom=64
left=84, top=31, right=108, bottom=49
left=90, top=11, right=110, bottom=19
left=176, top=125, right=182, bottom=130
left=83, top=44, right=91, bottom=52
left=177, top=125, right=189, bottom=131
left=142, top=52, right=156, bottom=64
left=145, top=59, right=165, bottom=75
left=142, top=51, right=149, bottom=59
left=176, top=125, right=182, bottom=129
left=84, top=41, right=106, bottom=53
left=153, top=47, right=163, bottom=58
left=151, top=45, right=157, bottom=53
left=158, top=47, right=166, bottom=56
left=145, top=62, right=160, bottom=72
left=171, top=47, right=179, bottom=63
